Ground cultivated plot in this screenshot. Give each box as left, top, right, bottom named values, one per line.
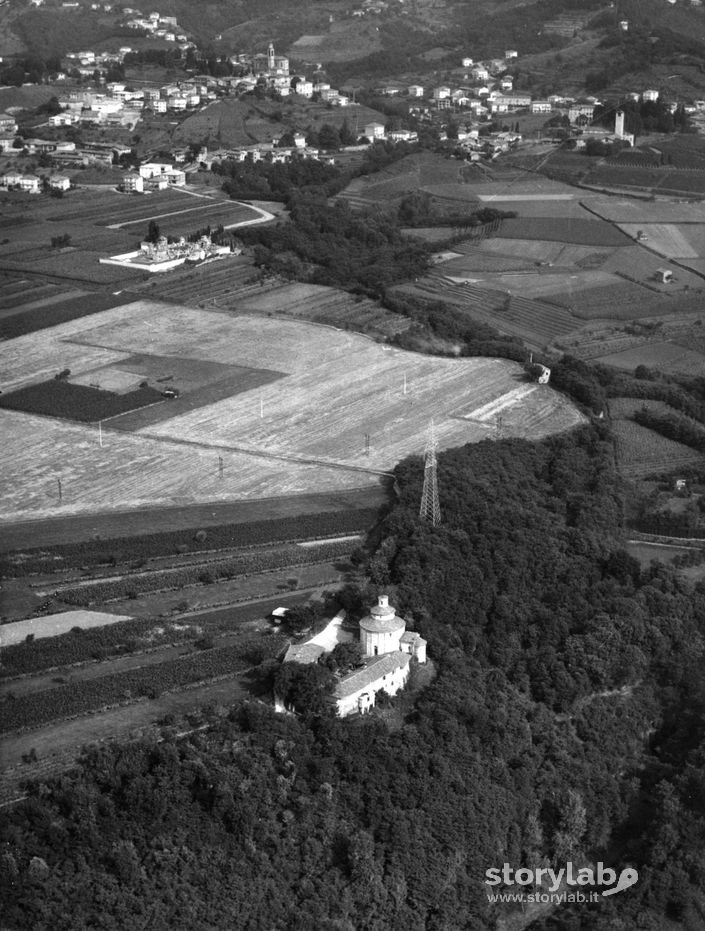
left=0, top=409, right=379, bottom=522
left=0, top=302, right=585, bottom=519
left=137, top=324, right=585, bottom=469
left=596, top=341, right=705, bottom=376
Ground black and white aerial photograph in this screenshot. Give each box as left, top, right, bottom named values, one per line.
left=2, top=0, right=705, bottom=927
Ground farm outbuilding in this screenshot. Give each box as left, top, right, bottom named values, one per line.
left=655, top=268, right=673, bottom=283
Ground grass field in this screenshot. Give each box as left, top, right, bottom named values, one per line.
left=615, top=224, right=699, bottom=258
left=0, top=300, right=584, bottom=520
left=583, top=197, right=705, bottom=224
left=495, top=217, right=632, bottom=247
left=596, top=340, right=705, bottom=376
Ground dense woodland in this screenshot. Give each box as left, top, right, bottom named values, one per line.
left=238, top=194, right=431, bottom=296
left=3, top=424, right=705, bottom=929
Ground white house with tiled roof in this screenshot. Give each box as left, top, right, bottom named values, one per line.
left=0, top=113, right=18, bottom=134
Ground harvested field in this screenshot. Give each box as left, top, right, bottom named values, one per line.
left=0, top=611, right=132, bottom=648
left=141, top=344, right=584, bottom=470
left=0, top=409, right=380, bottom=522
left=0, top=300, right=585, bottom=520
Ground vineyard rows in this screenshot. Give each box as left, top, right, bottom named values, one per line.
left=612, top=419, right=704, bottom=477
left=0, top=279, right=59, bottom=310
left=141, top=262, right=272, bottom=307
left=406, top=277, right=578, bottom=345
left=56, top=540, right=356, bottom=606
left=0, top=636, right=285, bottom=734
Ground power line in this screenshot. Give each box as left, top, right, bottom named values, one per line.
left=419, top=420, right=441, bottom=527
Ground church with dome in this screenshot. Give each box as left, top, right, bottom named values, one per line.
left=276, top=593, right=427, bottom=717
left=336, top=594, right=427, bottom=717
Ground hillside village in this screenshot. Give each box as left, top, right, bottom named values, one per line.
left=2, top=0, right=705, bottom=194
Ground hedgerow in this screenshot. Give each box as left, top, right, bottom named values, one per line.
left=56, top=541, right=355, bottom=607
left=2, top=508, right=380, bottom=577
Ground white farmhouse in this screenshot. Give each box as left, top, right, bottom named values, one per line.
left=364, top=121, right=386, bottom=139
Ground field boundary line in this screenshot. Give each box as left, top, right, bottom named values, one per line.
left=134, top=427, right=395, bottom=478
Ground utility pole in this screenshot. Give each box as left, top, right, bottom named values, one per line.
left=419, top=420, right=441, bottom=526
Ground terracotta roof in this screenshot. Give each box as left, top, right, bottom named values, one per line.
left=335, top=651, right=410, bottom=699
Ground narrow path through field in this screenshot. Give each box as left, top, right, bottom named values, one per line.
left=106, top=199, right=275, bottom=230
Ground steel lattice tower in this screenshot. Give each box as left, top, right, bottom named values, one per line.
left=419, top=420, right=441, bottom=527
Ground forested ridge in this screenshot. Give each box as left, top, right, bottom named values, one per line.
left=2, top=425, right=705, bottom=929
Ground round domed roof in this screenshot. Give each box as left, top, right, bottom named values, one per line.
left=359, top=595, right=405, bottom=634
